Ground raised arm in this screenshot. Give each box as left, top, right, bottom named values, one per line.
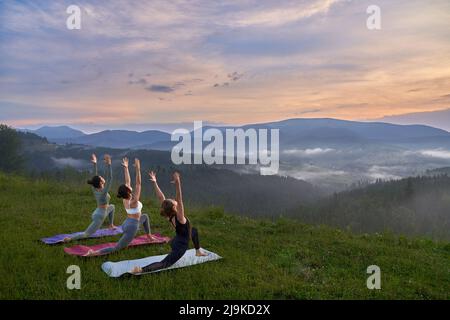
left=102, top=154, right=112, bottom=193
left=172, top=172, right=185, bottom=219
left=148, top=171, right=165, bottom=204
left=91, top=154, right=98, bottom=175
left=121, top=157, right=131, bottom=187
left=133, top=158, right=142, bottom=202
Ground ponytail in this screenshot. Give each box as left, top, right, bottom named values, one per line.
left=87, top=175, right=102, bottom=188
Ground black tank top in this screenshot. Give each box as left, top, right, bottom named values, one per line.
left=171, top=216, right=190, bottom=247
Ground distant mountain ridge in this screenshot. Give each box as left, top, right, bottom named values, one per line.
left=24, top=126, right=85, bottom=140
left=69, top=129, right=171, bottom=149
left=376, top=108, right=450, bottom=132
left=24, top=126, right=171, bottom=150
left=26, top=118, right=450, bottom=150
left=246, top=118, right=450, bottom=138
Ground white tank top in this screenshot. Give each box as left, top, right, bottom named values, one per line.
left=126, top=201, right=143, bottom=215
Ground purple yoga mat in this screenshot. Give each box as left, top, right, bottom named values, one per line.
left=64, top=234, right=171, bottom=256
left=41, top=226, right=124, bottom=244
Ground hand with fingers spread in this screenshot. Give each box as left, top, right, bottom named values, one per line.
left=121, top=157, right=129, bottom=168
left=104, top=154, right=112, bottom=165
left=171, top=171, right=181, bottom=184
left=148, top=170, right=157, bottom=183
left=149, top=170, right=166, bottom=204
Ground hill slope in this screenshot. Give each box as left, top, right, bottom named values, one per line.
left=289, top=175, right=450, bottom=240
left=0, top=174, right=448, bottom=299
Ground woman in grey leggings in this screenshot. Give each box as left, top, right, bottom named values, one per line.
left=64, top=154, right=116, bottom=242
left=86, top=157, right=158, bottom=256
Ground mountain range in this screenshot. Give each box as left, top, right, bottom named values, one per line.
left=21, top=118, right=450, bottom=192
left=23, top=118, right=450, bottom=150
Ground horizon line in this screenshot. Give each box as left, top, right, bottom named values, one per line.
left=10, top=115, right=450, bottom=135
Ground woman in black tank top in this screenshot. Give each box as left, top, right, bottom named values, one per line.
left=131, top=172, right=207, bottom=274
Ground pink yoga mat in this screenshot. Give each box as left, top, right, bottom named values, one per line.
left=64, top=234, right=171, bottom=256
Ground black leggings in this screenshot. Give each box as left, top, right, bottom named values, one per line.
left=141, top=227, right=200, bottom=273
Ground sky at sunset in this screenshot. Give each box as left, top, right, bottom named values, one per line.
left=1, top=0, right=450, bottom=132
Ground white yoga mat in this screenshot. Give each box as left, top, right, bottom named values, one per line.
left=101, top=248, right=222, bottom=277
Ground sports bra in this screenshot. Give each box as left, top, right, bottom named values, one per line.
left=125, top=201, right=143, bottom=215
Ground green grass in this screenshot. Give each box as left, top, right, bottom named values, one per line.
left=0, top=173, right=449, bottom=299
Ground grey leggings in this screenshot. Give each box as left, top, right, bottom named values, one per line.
left=70, top=205, right=115, bottom=241
left=98, top=214, right=151, bottom=255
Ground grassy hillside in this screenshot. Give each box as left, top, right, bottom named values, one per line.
left=0, top=173, right=449, bottom=299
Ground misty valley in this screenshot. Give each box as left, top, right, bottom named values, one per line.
left=7, top=118, right=450, bottom=241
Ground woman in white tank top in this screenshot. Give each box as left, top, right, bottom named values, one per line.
left=86, top=158, right=157, bottom=256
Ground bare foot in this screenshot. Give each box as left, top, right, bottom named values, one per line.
left=146, top=234, right=159, bottom=241
left=109, top=224, right=117, bottom=230
left=84, top=249, right=98, bottom=257
left=131, top=266, right=142, bottom=274
left=63, top=237, right=71, bottom=243
left=196, top=249, right=208, bottom=257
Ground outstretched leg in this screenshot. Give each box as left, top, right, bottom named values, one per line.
left=136, top=248, right=186, bottom=273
